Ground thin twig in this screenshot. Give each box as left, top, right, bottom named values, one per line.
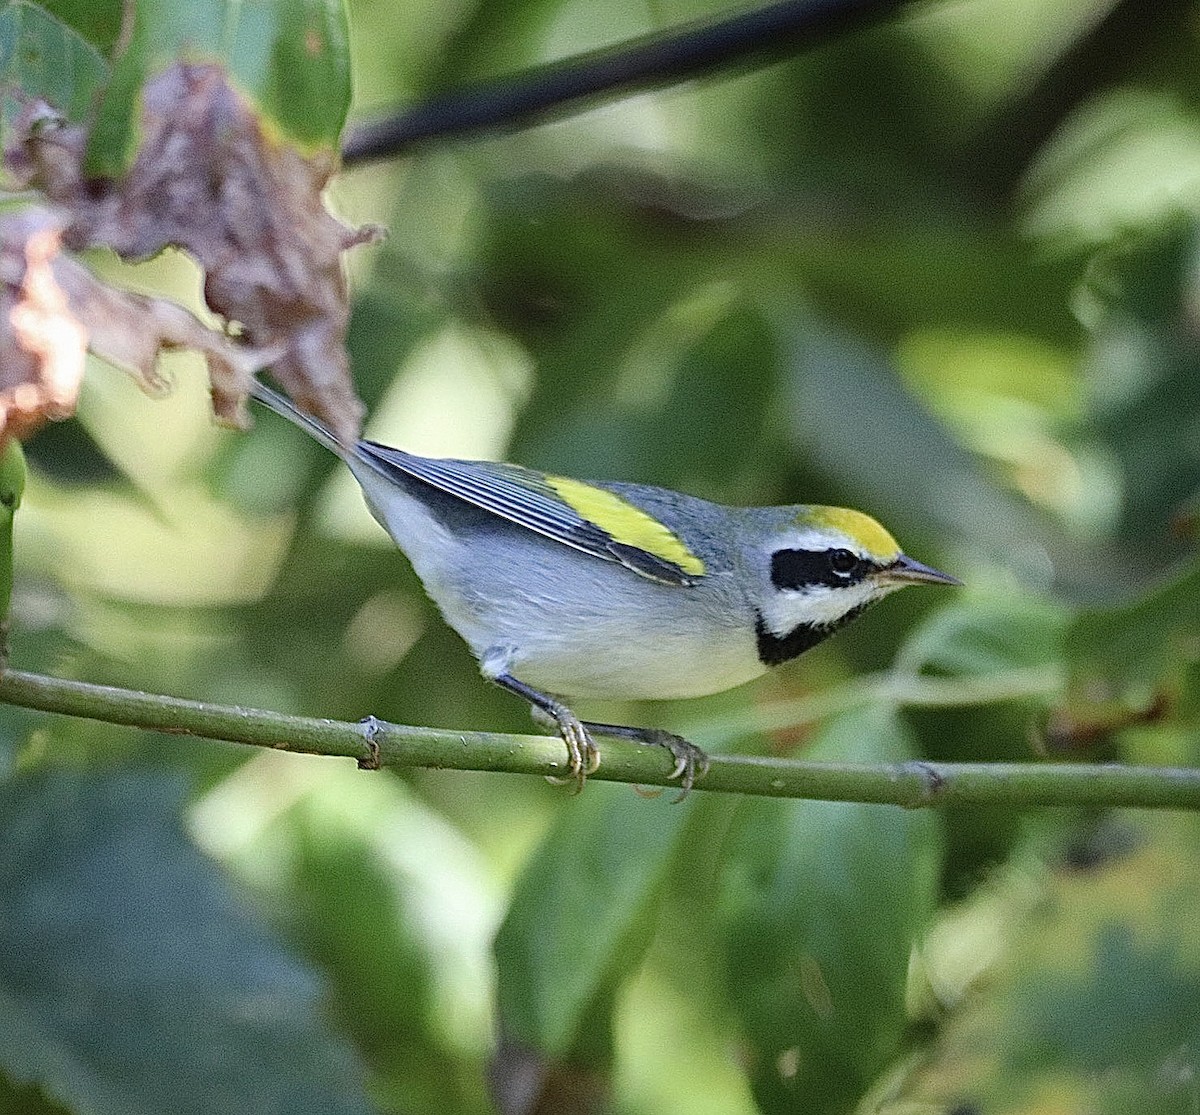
left=342, top=0, right=917, bottom=165
left=693, top=665, right=1061, bottom=740
left=1, top=668, right=1197, bottom=810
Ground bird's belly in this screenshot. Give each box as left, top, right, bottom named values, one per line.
left=432, top=545, right=764, bottom=700
left=513, top=628, right=767, bottom=700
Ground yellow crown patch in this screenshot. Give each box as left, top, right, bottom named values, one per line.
left=546, top=475, right=706, bottom=576
left=806, top=506, right=900, bottom=561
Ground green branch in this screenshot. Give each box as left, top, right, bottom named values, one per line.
left=1, top=668, right=1197, bottom=810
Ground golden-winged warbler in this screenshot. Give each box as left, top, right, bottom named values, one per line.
left=251, top=380, right=959, bottom=792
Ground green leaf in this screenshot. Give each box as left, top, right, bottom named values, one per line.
left=1011, top=923, right=1200, bottom=1084
left=1023, top=90, right=1200, bottom=250
left=896, top=595, right=1065, bottom=896
left=493, top=783, right=694, bottom=1060
left=0, top=1068, right=73, bottom=1115
left=0, top=769, right=373, bottom=1115
left=86, top=0, right=351, bottom=177
left=1001, top=821, right=1200, bottom=1115
left=0, top=2, right=108, bottom=121
left=40, top=0, right=123, bottom=54
left=895, top=593, right=1067, bottom=679
left=792, top=226, right=1082, bottom=348
left=787, top=320, right=1054, bottom=565
left=717, top=706, right=942, bottom=1114
left=225, top=0, right=351, bottom=147
left=0, top=441, right=27, bottom=771
left=531, top=299, right=777, bottom=492
left=882, top=817, right=1200, bottom=1114
left=475, top=174, right=744, bottom=481
left=1067, top=556, right=1200, bottom=700
left=1072, top=221, right=1200, bottom=581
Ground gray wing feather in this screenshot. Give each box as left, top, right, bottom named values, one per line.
left=357, top=442, right=694, bottom=586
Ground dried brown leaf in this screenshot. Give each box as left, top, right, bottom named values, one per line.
left=0, top=210, right=85, bottom=443
left=6, top=63, right=375, bottom=443
left=0, top=206, right=276, bottom=441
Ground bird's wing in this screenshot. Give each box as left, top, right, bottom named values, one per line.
left=357, top=442, right=704, bottom=586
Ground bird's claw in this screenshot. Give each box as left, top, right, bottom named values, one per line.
left=533, top=699, right=707, bottom=798
left=580, top=723, right=709, bottom=801
left=646, top=729, right=709, bottom=802
left=538, top=705, right=599, bottom=792
left=561, top=713, right=599, bottom=793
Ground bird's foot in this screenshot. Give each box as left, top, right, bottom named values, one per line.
left=493, top=673, right=600, bottom=791
left=537, top=704, right=599, bottom=792
left=584, top=722, right=709, bottom=801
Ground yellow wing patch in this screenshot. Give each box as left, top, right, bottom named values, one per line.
left=807, top=506, right=900, bottom=561
left=546, top=475, right=706, bottom=576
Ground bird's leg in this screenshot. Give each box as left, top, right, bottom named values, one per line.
left=582, top=721, right=710, bottom=801
left=487, top=660, right=708, bottom=797
left=492, top=672, right=598, bottom=792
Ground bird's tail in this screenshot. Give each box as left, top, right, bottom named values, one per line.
left=248, top=378, right=351, bottom=459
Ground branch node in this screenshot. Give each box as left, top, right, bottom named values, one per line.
left=904, top=760, right=947, bottom=808
left=356, top=714, right=383, bottom=770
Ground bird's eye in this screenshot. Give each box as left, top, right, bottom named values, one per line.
left=829, top=548, right=858, bottom=577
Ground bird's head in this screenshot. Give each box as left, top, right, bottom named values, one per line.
left=751, top=505, right=960, bottom=666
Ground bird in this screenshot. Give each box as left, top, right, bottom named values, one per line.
left=249, top=379, right=960, bottom=793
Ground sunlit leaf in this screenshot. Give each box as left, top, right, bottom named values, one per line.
left=197, top=763, right=497, bottom=1115
left=1023, top=91, right=1200, bottom=250
left=786, top=319, right=1054, bottom=568
left=493, top=783, right=694, bottom=1061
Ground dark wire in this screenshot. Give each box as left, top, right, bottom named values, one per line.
left=341, top=0, right=917, bottom=166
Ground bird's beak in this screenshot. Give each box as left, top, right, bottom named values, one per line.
left=877, top=554, right=963, bottom=587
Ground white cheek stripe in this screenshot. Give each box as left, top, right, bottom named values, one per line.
left=761, top=581, right=886, bottom=635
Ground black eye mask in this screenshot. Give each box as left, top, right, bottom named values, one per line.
left=770, top=547, right=870, bottom=590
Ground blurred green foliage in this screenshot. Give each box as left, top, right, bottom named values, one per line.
left=4, top=0, right=1200, bottom=1113
left=718, top=707, right=942, bottom=1112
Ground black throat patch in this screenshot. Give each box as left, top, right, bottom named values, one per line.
left=754, top=604, right=869, bottom=667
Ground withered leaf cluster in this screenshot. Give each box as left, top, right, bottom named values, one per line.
left=1, top=62, right=375, bottom=446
